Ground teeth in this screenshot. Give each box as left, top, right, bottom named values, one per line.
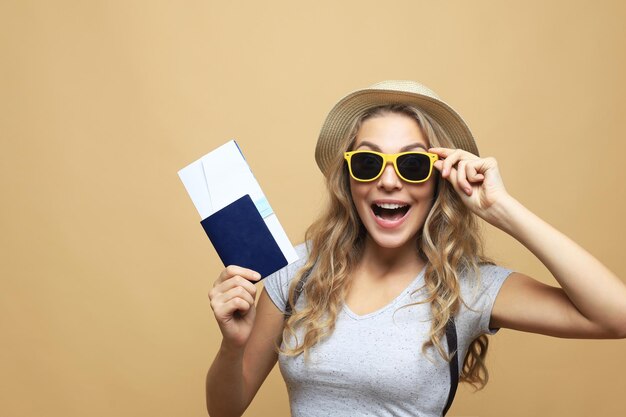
left=375, top=203, right=408, bottom=209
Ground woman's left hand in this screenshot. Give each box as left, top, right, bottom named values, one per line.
left=428, top=147, right=512, bottom=225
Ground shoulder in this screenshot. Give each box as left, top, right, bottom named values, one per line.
left=459, top=263, right=515, bottom=297
left=262, top=241, right=311, bottom=312
left=456, top=262, right=516, bottom=336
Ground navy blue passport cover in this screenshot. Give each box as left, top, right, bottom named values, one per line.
left=200, top=194, right=288, bottom=280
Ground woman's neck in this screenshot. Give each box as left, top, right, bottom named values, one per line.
left=359, top=235, right=425, bottom=279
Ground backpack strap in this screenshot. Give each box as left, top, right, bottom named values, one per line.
left=283, top=267, right=310, bottom=319
left=442, top=317, right=459, bottom=416
left=283, top=267, right=459, bottom=417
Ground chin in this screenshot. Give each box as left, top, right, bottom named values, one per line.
left=373, top=239, right=408, bottom=250
left=365, top=228, right=419, bottom=250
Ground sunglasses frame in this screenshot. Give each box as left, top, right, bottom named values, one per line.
left=344, top=150, right=439, bottom=183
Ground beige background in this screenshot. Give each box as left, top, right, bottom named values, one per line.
left=1, top=1, right=625, bottom=416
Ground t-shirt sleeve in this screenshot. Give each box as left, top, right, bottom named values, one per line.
left=462, top=264, right=515, bottom=337
left=263, top=263, right=291, bottom=313
left=262, top=242, right=309, bottom=313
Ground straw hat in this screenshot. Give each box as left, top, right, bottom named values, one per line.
left=314, top=80, right=479, bottom=177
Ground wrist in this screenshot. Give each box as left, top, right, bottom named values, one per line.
left=219, top=340, right=245, bottom=359
left=490, top=194, right=524, bottom=233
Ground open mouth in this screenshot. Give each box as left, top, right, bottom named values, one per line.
left=371, top=203, right=411, bottom=221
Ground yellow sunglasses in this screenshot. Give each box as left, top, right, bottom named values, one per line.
left=344, top=150, right=439, bottom=183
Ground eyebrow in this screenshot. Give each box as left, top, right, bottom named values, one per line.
left=355, top=140, right=428, bottom=152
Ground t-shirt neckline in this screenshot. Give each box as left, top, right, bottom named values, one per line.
left=342, top=264, right=428, bottom=321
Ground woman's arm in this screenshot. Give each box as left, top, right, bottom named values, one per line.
left=206, top=343, right=247, bottom=417
left=489, top=195, right=626, bottom=338
left=429, top=147, right=626, bottom=338
left=206, top=288, right=284, bottom=416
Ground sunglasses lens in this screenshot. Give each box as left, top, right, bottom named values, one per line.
left=397, top=153, right=431, bottom=181
left=350, top=152, right=383, bottom=180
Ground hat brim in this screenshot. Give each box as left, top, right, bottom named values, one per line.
left=315, top=88, right=479, bottom=176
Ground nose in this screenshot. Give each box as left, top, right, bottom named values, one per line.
left=376, top=162, right=403, bottom=191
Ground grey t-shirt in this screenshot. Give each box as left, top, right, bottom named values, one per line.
left=263, top=242, right=514, bottom=417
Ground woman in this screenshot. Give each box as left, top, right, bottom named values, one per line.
left=206, top=81, right=626, bottom=417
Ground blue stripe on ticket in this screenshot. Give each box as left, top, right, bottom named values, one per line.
left=254, top=197, right=273, bottom=218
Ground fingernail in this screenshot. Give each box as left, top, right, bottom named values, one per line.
left=254, top=272, right=261, bottom=280
left=465, top=187, right=472, bottom=194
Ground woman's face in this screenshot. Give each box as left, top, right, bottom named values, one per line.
left=349, top=112, right=437, bottom=251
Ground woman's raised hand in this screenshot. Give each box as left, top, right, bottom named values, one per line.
left=428, top=147, right=512, bottom=225
left=209, top=265, right=261, bottom=350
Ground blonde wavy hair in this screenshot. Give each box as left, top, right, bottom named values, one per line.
left=277, top=103, right=498, bottom=391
